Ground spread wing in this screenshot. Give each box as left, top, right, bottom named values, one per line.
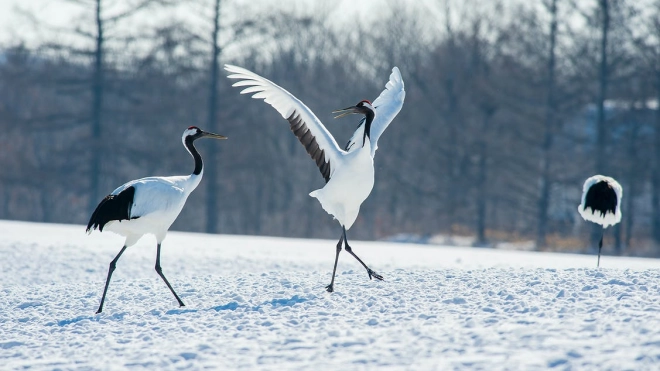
left=225, top=65, right=345, bottom=183
left=345, top=67, right=406, bottom=156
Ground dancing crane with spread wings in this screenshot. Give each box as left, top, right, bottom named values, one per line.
left=225, top=65, right=405, bottom=292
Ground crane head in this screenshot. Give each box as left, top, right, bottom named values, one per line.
left=332, top=100, right=374, bottom=119
left=182, top=126, right=228, bottom=142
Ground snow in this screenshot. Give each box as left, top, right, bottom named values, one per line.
left=2, top=220, right=660, bottom=370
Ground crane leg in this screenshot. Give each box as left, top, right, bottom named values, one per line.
left=325, top=234, right=343, bottom=293
left=96, top=245, right=128, bottom=314
left=597, top=228, right=604, bottom=268
left=155, top=243, right=185, bottom=307
left=342, top=227, right=383, bottom=281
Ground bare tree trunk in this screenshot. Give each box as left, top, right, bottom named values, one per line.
left=623, top=186, right=634, bottom=250
left=40, top=189, right=51, bottom=223
left=254, top=174, right=263, bottom=234
left=366, top=186, right=377, bottom=239
left=654, top=70, right=660, bottom=250
left=444, top=2, right=460, bottom=228
left=613, top=223, right=622, bottom=252
left=476, top=144, right=487, bottom=245
left=595, top=0, right=609, bottom=174
left=89, top=0, right=104, bottom=212
left=205, top=0, right=221, bottom=233
left=536, top=0, right=558, bottom=250
left=445, top=78, right=460, bottom=226
left=621, top=120, right=640, bottom=253
left=475, top=109, right=494, bottom=246
left=592, top=0, right=610, bottom=248
left=1, top=187, right=7, bottom=218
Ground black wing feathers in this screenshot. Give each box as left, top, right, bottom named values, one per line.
left=86, top=186, right=137, bottom=232
left=287, top=110, right=332, bottom=183
left=584, top=181, right=617, bottom=217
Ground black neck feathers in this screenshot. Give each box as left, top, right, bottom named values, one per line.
left=185, top=136, right=203, bottom=175
left=362, top=110, right=375, bottom=146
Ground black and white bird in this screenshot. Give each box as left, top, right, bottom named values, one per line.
left=225, top=64, right=405, bottom=292
left=86, top=126, right=227, bottom=313
left=578, top=175, right=623, bottom=267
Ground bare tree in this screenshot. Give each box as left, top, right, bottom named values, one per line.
left=2, top=0, right=660, bottom=253
left=205, top=0, right=222, bottom=233
left=536, top=0, right=559, bottom=249
left=594, top=0, right=610, bottom=175
left=631, top=0, right=660, bottom=250
left=25, top=0, right=173, bottom=212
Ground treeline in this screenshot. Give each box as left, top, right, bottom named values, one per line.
left=0, top=0, right=659, bottom=255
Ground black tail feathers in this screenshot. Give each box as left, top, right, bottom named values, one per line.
left=86, top=186, right=136, bottom=233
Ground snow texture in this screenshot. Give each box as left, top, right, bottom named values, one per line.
left=2, top=220, right=660, bottom=370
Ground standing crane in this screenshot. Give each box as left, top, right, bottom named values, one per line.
left=225, top=65, right=405, bottom=292
left=86, top=126, right=227, bottom=313
left=578, top=175, right=623, bottom=267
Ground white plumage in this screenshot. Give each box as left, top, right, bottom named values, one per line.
left=102, top=176, right=200, bottom=246
left=577, top=174, right=623, bottom=267
left=309, top=139, right=374, bottom=230
left=225, top=64, right=405, bottom=292
left=86, top=126, right=226, bottom=313
left=345, top=68, right=406, bottom=156
left=225, top=65, right=404, bottom=228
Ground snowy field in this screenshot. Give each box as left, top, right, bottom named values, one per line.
left=2, top=220, right=660, bottom=370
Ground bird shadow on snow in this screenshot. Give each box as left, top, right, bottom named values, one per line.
left=47, top=312, right=127, bottom=327
left=50, top=295, right=311, bottom=326
left=165, top=294, right=311, bottom=315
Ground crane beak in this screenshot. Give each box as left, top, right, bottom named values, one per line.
left=201, top=131, right=228, bottom=140
left=332, top=106, right=358, bottom=119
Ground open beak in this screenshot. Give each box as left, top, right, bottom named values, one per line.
left=332, top=106, right=359, bottom=119
left=201, top=130, right=228, bottom=140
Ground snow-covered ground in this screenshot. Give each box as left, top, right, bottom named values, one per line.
left=2, top=219, right=660, bottom=370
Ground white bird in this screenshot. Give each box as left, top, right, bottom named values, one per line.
left=86, top=126, right=227, bottom=313
left=225, top=64, right=405, bottom=292
left=578, top=175, right=623, bottom=267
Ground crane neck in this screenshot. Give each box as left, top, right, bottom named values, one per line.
left=362, top=110, right=375, bottom=146
left=184, top=137, right=204, bottom=176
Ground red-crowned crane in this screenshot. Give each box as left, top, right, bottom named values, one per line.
left=225, top=65, right=405, bottom=292
left=578, top=175, right=623, bottom=267
left=86, top=126, right=227, bottom=313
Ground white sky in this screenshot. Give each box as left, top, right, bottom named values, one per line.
left=0, top=0, right=419, bottom=46
left=0, top=0, right=89, bottom=45
left=0, top=0, right=517, bottom=51
left=2, top=0, right=653, bottom=56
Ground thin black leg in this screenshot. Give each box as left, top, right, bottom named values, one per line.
left=325, top=234, right=343, bottom=293
left=97, top=245, right=128, bottom=314
left=343, top=227, right=383, bottom=281
left=597, top=228, right=604, bottom=268
left=155, top=243, right=185, bottom=307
